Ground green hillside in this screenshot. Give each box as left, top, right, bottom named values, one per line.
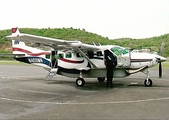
left=0, top=28, right=169, bottom=57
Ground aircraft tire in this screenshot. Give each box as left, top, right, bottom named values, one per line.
left=76, top=78, right=85, bottom=87
left=144, top=78, right=153, bottom=87
left=97, top=77, right=105, bottom=82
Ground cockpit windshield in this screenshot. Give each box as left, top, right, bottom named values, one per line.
left=110, top=46, right=129, bottom=56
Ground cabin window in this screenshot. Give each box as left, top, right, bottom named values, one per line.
left=58, top=53, right=64, bottom=58
left=66, top=52, right=72, bottom=58
left=97, top=51, right=103, bottom=56
left=45, top=54, right=50, bottom=59
left=76, top=53, right=82, bottom=58
left=87, top=51, right=94, bottom=58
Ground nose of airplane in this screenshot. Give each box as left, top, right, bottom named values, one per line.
left=156, top=55, right=167, bottom=62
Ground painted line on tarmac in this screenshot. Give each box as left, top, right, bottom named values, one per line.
left=18, top=89, right=67, bottom=96
left=0, top=97, right=169, bottom=105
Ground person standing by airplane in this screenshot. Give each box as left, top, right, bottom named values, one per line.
left=104, top=50, right=117, bottom=87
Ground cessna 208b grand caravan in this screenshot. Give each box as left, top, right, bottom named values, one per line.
left=6, top=28, right=166, bottom=87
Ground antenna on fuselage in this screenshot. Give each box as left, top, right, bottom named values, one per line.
left=92, top=42, right=102, bottom=46
left=92, top=41, right=96, bottom=46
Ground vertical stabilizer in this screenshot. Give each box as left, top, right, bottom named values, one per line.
left=12, top=40, right=51, bottom=57
left=12, top=40, right=26, bottom=55
left=11, top=27, right=20, bottom=36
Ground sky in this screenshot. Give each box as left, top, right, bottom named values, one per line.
left=1, top=0, right=169, bottom=39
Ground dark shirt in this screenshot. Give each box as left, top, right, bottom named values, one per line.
left=104, top=50, right=117, bottom=66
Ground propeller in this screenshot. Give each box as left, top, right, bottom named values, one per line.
left=160, top=42, right=165, bottom=56
left=159, top=42, right=165, bottom=78
left=159, top=59, right=162, bottom=78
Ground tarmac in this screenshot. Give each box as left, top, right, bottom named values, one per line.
left=0, top=64, right=169, bottom=119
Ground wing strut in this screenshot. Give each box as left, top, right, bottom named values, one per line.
left=77, top=48, right=98, bottom=69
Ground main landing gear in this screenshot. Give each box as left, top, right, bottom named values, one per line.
left=76, top=77, right=106, bottom=87
left=76, top=77, right=85, bottom=87
left=76, top=71, right=85, bottom=87
left=97, top=77, right=105, bottom=82
left=144, top=70, right=153, bottom=87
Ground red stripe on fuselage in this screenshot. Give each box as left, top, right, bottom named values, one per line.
left=13, top=47, right=50, bottom=56
left=59, top=58, right=84, bottom=63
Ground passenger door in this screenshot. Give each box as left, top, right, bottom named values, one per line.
left=116, top=49, right=131, bottom=68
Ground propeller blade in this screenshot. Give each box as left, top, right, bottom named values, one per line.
left=159, top=62, right=162, bottom=78
left=160, top=42, right=165, bottom=56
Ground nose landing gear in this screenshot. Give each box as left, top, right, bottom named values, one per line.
left=144, top=78, right=153, bottom=87
left=144, top=70, right=153, bottom=87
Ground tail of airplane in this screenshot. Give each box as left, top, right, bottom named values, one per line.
left=12, top=40, right=27, bottom=55
left=12, top=39, right=59, bottom=79
left=10, top=28, right=50, bottom=57
left=12, top=40, right=50, bottom=57
left=11, top=39, right=59, bottom=79
left=10, top=28, right=58, bottom=77
left=12, top=40, right=52, bottom=69
left=10, top=28, right=39, bottom=55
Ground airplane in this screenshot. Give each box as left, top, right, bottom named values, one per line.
left=5, top=28, right=167, bottom=87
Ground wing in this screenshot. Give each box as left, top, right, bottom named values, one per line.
left=6, top=28, right=108, bottom=51
left=6, top=28, right=99, bottom=49
left=6, top=28, right=109, bottom=68
left=6, top=28, right=82, bottom=49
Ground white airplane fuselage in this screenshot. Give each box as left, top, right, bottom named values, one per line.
left=14, top=45, right=166, bottom=79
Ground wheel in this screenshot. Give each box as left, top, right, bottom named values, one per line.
left=97, top=77, right=105, bottom=82
left=76, top=78, right=85, bottom=87
left=144, top=78, right=153, bottom=87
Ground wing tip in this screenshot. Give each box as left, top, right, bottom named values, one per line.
left=11, top=27, right=20, bottom=36
left=12, top=27, right=18, bottom=33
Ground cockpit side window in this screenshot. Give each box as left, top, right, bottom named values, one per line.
left=46, top=54, right=50, bottom=59
left=122, top=49, right=129, bottom=54
left=58, top=53, right=64, bottom=58
left=111, top=47, right=129, bottom=56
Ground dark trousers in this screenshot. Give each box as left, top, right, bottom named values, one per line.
left=106, top=62, right=114, bottom=87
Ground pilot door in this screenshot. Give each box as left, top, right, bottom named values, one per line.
left=111, top=47, right=131, bottom=68
left=51, top=51, right=58, bottom=68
